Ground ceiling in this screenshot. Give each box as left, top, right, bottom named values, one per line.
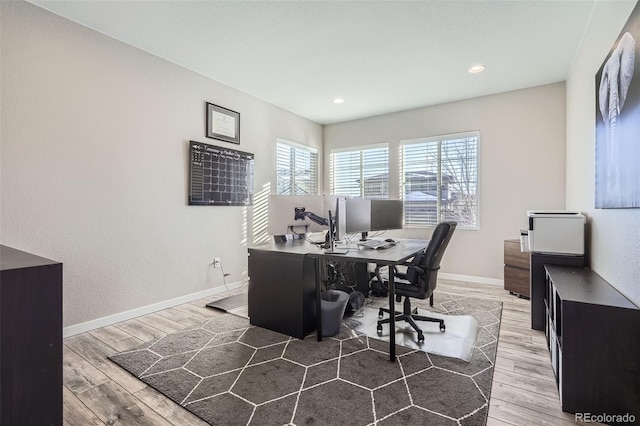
left=30, top=0, right=598, bottom=125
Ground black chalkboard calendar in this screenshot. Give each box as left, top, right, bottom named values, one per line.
left=189, top=141, right=254, bottom=206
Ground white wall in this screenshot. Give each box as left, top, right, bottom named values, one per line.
left=566, top=0, right=640, bottom=306
left=324, top=83, right=567, bottom=281
left=0, top=2, right=322, bottom=328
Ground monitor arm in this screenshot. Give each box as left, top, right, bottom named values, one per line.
left=294, top=207, right=329, bottom=227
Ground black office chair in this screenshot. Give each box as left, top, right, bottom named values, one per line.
left=376, top=221, right=457, bottom=342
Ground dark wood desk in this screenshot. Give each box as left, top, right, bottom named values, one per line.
left=248, top=238, right=428, bottom=361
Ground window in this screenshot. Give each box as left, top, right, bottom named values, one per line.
left=330, top=145, right=389, bottom=199
left=276, top=140, right=318, bottom=195
left=400, top=132, right=479, bottom=229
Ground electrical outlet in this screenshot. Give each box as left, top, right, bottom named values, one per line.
left=213, top=257, right=221, bottom=268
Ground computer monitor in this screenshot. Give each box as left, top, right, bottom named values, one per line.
left=267, top=194, right=325, bottom=237
left=323, top=195, right=347, bottom=241
left=370, top=199, right=403, bottom=231
left=345, top=198, right=372, bottom=238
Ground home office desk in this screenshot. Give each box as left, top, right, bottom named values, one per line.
left=247, top=238, right=428, bottom=361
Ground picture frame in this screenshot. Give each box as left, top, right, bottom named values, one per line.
left=595, top=1, right=640, bottom=208
left=206, top=102, right=240, bottom=144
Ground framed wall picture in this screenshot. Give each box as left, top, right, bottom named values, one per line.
left=595, top=1, right=640, bottom=208
left=206, top=102, right=240, bottom=144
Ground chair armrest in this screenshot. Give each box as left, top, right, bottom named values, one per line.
left=411, top=265, right=426, bottom=280
left=395, top=268, right=408, bottom=280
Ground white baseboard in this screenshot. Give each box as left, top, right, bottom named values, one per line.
left=63, top=280, right=247, bottom=338
left=64, top=273, right=502, bottom=338
left=439, top=273, right=503, bottom=287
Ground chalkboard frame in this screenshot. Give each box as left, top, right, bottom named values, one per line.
left=188, top=140, right=254, bottom=206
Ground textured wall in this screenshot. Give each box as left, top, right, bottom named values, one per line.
left=566, top=0, right=640, bottom=306
left=324, top=83, right=568, bottom=281
left=0, top=2, right=322, bottom=327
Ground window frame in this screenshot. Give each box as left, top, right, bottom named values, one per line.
left=329, top=143, right=390, bottom=199
left=275, top=139, right=319, bottom=196
left=400, top=131, right=480, bottom=230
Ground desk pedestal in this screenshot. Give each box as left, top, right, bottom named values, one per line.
left=248, top=249, right=317, bottom=339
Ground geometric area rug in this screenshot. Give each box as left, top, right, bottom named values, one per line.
left=109, top=292, right=502, bottom=426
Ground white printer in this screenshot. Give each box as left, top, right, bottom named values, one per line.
left=526, top=210, right=585, bottom=255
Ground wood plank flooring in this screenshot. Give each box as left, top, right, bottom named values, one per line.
left=62, top=282, right=592, bottom=425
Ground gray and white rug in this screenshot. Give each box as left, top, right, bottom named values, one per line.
left=109, top=292, right=502, bottom=426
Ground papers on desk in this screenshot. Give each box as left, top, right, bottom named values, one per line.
left=358, top=240, right=393, bottom=250
left=324, top=248, right=349, bottom=255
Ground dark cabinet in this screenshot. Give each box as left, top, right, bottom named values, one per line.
left=545, top=265, right=640, bottom=417
left=530, top=253, right=584, bottom=330
left=503, top=239, right=530, bottom=298
left=0, top=245, right=63, bottom=426
left=248, top=248, right=317, bottom=339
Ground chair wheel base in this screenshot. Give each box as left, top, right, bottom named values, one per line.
left=417, top=332, right=424, bottom=342
left=440, top=323, right=446, bottom=332
left=376, top=324, right=383, bottom=334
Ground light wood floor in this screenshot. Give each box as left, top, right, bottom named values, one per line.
left=63, top=281, right=590, bottom=426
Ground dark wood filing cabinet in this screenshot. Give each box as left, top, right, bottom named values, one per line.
left=503, top=239, right=530, bottom=298
left=544, top=265, right=640, bottom=417
left=0, top=245, right=63, bottom=426
left=248, top=247, right=318, bottom=339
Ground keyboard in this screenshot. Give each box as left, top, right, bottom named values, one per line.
left=358, top=240, right=392, bottom=250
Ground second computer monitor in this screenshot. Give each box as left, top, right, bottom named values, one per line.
left=345, top=198, right=372, bottom=234
left=370, top=199, right=403, bottom=231
left=345, top=198, right=403, bottom=237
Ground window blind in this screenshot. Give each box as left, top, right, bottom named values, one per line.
left=330, top=145, right=389, bottom=199
left=400, top=133, right=479, bottom=229
left=276, top=141, right=318, bottom=196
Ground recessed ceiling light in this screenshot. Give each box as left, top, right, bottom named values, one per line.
left=333, top=98, right=344, bottom=104
left=468, top=64, right=486, bottom=73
